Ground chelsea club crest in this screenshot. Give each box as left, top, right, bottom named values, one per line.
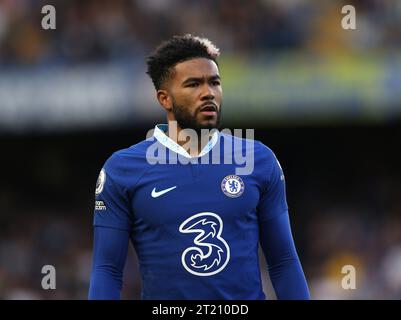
left=221, top=175, right=244, bottom=198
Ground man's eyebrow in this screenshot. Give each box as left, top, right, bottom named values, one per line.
left=182, top=75, right=221, bottom=84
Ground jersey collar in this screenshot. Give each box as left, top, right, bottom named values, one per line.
left=153, top=124, right=219, bottom=158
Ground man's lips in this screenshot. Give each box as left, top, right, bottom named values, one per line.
left=199, top=103, right=218, bottom=116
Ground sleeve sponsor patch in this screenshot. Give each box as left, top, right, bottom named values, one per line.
left=95, top=168, right=106, bottom=196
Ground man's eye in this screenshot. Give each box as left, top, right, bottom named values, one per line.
left=212, top=81, right=221, bottom=86
left=187, top=83, right=199, bottom=87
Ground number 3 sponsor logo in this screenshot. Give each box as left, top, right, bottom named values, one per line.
left=179, top=212, right=230, bottom=276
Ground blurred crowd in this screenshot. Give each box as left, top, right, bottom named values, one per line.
left=0, top=213, right=92, bottom=299
left=1, top=0, right=401, bottom=66
left=305, top=210, right=401, bottom=299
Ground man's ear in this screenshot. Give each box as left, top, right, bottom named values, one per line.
left=156, top=89, right=172, bottom=111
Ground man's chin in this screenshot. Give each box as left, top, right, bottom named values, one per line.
left=197, top=121, right=219, bottom=131
left=174, top=114, right=221, bottom=133
left=196, top=116, right=220, bottom=129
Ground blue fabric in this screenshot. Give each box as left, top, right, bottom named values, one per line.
left=88, top=132, right=310, bottom=299
left=88, top=226, right=129, bottom=300
left=260, top=212, right=310, bottom=299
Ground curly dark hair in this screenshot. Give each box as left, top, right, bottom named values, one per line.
left=146, top=34, right=220, bottom=90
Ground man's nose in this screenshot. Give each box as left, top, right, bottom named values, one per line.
left=200, top=84, right=215, bottom=100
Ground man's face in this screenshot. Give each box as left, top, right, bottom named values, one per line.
left=164, top=57, right=222, bottom=132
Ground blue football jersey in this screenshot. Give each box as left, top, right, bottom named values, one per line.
left=91, top=124, right=308, bottom=300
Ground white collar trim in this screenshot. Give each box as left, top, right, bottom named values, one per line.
left=153, top=124, right=219, bottom=158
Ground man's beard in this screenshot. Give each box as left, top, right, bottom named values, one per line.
left=172, top=101, right=222, bottom=134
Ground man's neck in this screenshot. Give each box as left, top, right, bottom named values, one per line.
left=165, top=123, right=214, bottom=157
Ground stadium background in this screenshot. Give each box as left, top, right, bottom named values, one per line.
left=0, top=0, right=401, bottom=299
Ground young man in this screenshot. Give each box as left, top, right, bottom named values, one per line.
left=88, top=34, right=310, bottom=300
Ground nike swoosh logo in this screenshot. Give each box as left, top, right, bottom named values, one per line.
left=151, top=186, right=177, bottom=198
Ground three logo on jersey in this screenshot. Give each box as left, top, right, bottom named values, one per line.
left=179, top=212, right=230, bottom=276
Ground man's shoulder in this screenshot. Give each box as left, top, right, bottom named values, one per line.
left=103, top=138, right=155, bottom=175
left=113, top=138, right=154, bottom=158
left=219, top=131, right=275, bottom=159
